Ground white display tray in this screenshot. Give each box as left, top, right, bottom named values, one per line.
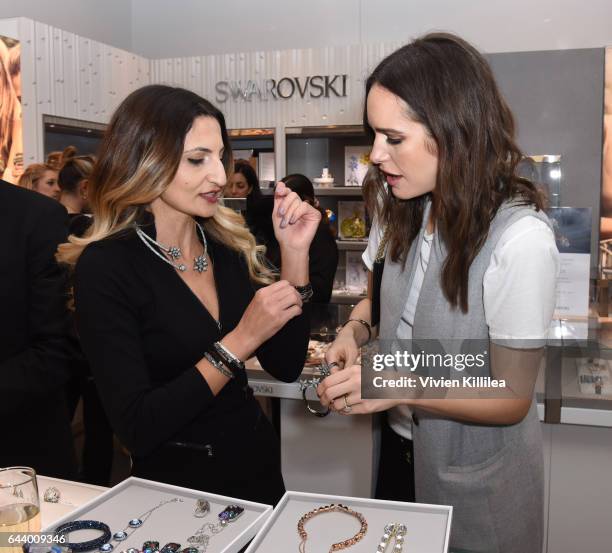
left=43, top=476, right=273, bottom=553
left=245, top=491, right=452, bottom=553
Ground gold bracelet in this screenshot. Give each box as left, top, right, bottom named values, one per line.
left=297, top=504, right=367, bottom=553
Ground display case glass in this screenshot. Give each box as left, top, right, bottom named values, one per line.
left=517, top=154, right=562, bottom=207
left=228, top=128, right=275, bottom=188
left=44, top=116, right=105, bottom=157
left=285, top=126, right=372, bottom=306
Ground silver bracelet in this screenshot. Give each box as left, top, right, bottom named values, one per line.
left=213, top=342, right=246, bottom=373
left=204, top=352, right=234, bottom=379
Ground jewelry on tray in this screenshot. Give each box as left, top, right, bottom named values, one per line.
left=186, top=505, right=244, bottom=553
left=194, top=499, right=210, bottom=518
left=299, top=360, right=333, bottom=417
left=98, top=497, right=183, bottom=552
left=297, top=504, right=367, bottom=553
left=142, top=541, right=159, bottom=553
left=54, top=520, right=112, bottom=552
left=377, top=523, right=407, bottom=553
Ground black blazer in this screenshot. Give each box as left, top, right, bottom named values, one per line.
left=0, top=180, right=77, bottom=478
left=74, top=217, right=310, bottom=463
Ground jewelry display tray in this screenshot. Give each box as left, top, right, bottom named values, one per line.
left=42, top=476, right=273, bottom=553
left=245, top=491, right=452, bottom=553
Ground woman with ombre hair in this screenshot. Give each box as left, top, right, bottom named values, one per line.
left=59, top=85, right=320, bottom=503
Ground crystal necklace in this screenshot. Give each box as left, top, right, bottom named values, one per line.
left=186, top=505, right=244, bottom=553
left=136, top=222, right=209, bottom=274
left=98, top=497, right=183, bottom=553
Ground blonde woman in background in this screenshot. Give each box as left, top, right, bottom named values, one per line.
left=18, top=162, right=60, bottom=200
left=58, top=85, right=320, bottom=503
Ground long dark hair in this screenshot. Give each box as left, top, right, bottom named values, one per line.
left=235, top=159, right=262, bottom=200
left=363, top=33, right=543, bottom=312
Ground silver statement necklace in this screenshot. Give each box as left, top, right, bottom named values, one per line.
left=98, top=497, right=184, bottom=553
left=136, top=222, right=209, bottom=274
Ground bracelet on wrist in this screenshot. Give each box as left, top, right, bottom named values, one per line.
left=341, top=318, right=372, bottom=343
left=213, top=341, right=246, bottom=374
left=294, top=283, right=314, bottom=303
left=204, top=351, right=234, bottom=379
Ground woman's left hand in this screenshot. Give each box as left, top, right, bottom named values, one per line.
left=317, top=363, right=400, bottom=415
left=273, top=181, right=321, bottom=252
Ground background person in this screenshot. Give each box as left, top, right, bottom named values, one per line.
left=19, top=162, right=60, bottom=200
left=226, top=158, right=263, bottom=199
left=0, top=179, right=78, bottom=478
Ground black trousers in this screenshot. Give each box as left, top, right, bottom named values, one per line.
left=375, top=414, right=416, bottom=502
left=133, top=407, right=285, bottom=506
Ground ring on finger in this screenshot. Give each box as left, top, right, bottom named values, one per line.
left=342, top=394, right=352, bottom=413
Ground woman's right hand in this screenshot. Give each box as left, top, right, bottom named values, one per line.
left=325, top=329, right=360, bottom=372
left=230, top=280, right=303, bottom=356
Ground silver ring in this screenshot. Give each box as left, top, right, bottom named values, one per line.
left=327, top=361, right=340, bottom=370
left=342, top=394, right=352, bottom=414
left=43, top=486, right=61, bottom=503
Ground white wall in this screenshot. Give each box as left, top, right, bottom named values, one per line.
left=4, top=18, right=149, bottom=165
left=0, top=0, right=132, bottom=51
left=131, top=0, right=612, bottom=58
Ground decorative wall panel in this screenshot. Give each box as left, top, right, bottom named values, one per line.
left=9, top=17, right=149, bottom=164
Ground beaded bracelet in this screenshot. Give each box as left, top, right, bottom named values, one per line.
left=297, top=504, right=367, bottom=553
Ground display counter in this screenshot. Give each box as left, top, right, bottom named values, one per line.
left=546, top=318, right=612, bottom=426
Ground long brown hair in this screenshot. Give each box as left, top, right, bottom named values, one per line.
left=363, top=33, right=543, bottom=312
left=58, top=85, right=275, bottom=284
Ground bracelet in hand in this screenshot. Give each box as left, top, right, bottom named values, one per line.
left=340, top=318, right=372, bottom=343
left=294, top=283, right=314, bottom=303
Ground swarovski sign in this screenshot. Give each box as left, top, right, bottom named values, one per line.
left=215, top=74, right=348, bottom=103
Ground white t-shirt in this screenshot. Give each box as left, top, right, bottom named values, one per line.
left=363, top=215, right=559, bottom=439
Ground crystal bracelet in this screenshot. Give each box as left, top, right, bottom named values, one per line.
left=55, top=520, right=111, bottom=552
left=297, top=504, right=367, bottom=553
